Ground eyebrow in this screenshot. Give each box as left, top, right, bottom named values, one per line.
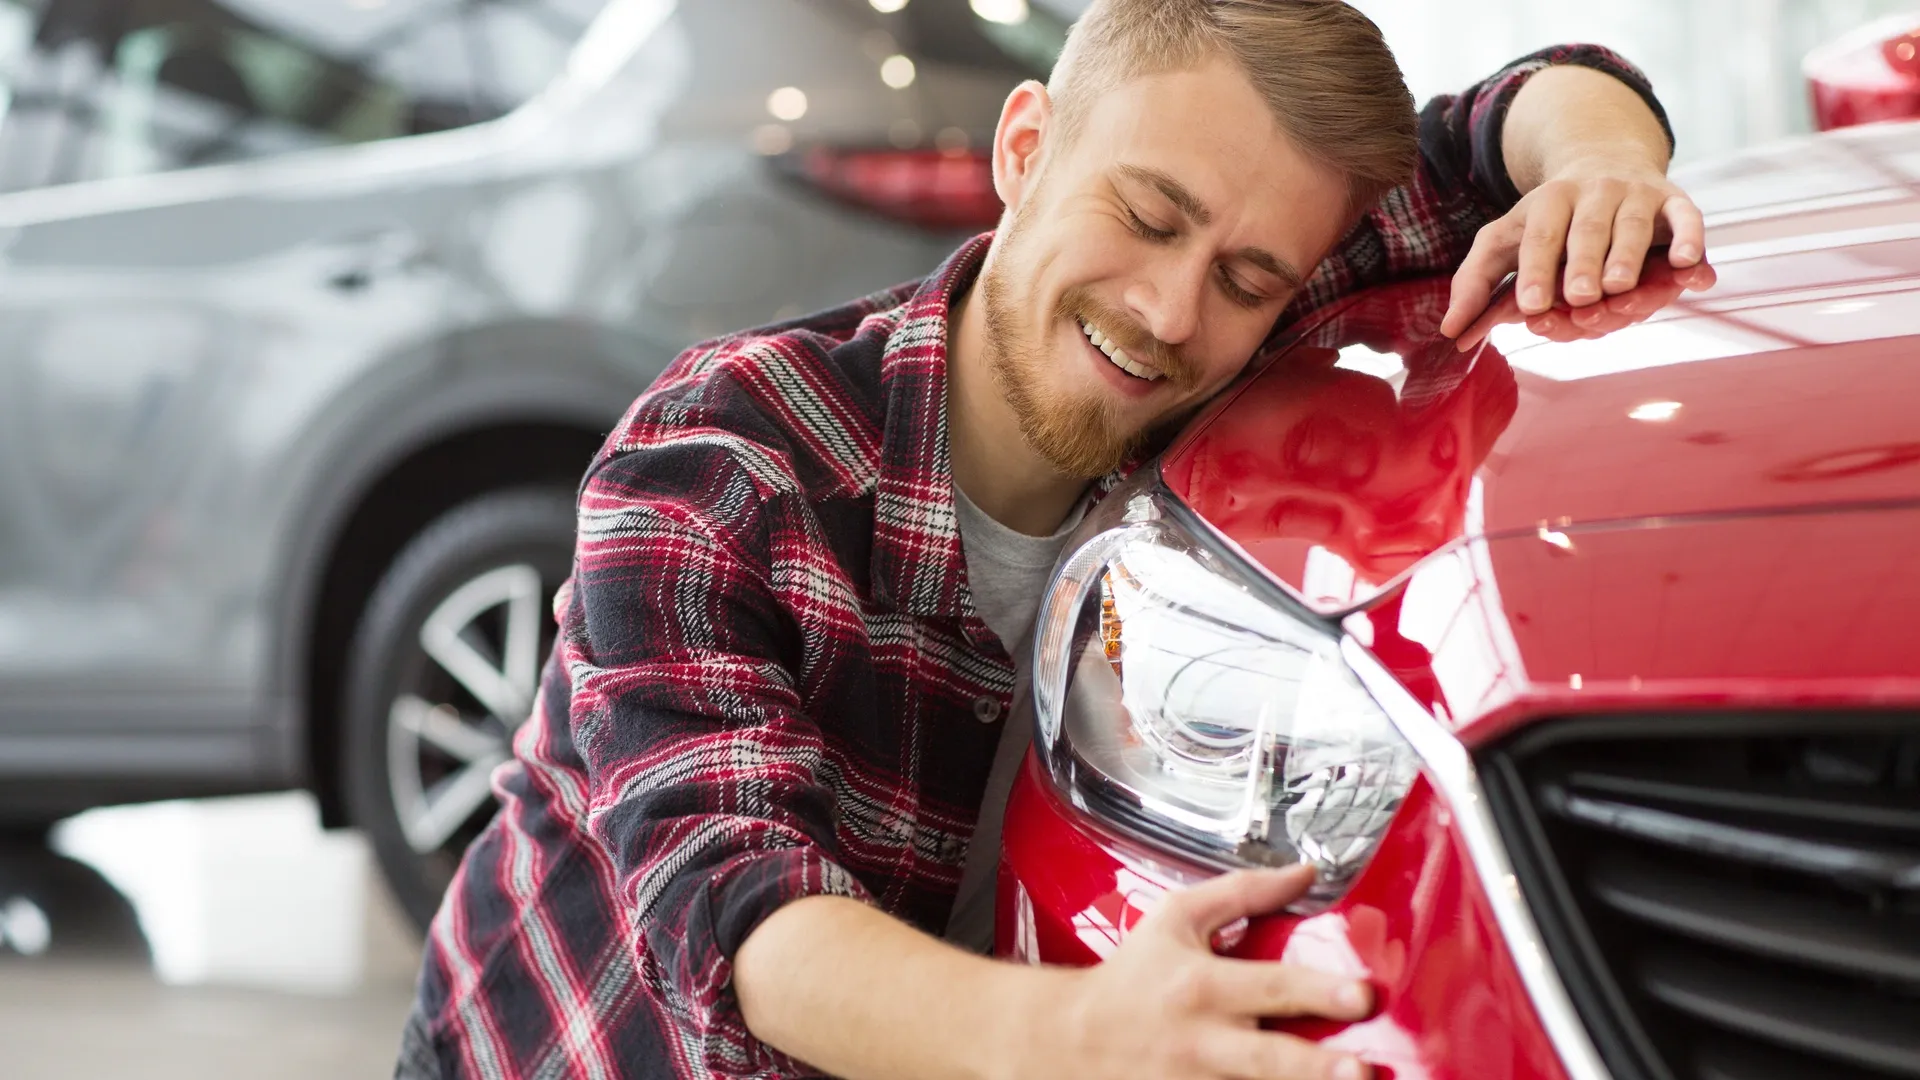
left=1116, top=163, right=1306, bottom=293
left=1236, top=246, right=1305, bottom=292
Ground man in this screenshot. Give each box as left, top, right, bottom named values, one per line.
left=399, top=2, right=1713, bottom=1077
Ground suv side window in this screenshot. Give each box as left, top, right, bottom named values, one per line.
left=0, top=0, right=609, bottom=193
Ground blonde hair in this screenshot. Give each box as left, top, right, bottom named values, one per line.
left=1049, top=0, right=1417, bottom=212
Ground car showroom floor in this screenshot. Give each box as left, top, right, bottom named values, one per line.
left=0, top=794, right=421, bottom=1078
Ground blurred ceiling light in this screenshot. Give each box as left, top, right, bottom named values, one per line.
left=970, top=0, right=1029, bottom=25
left=880, top=55, right=917, bottom=89
left=752, top=124, right=794, bottom=156
left=888, top=118, right=922, bottom=148
left=766, top=87, right=808, bottom=122
left=935, top=126, right=971, bottom=153
left=1627, top=400, right=1683, bottom=422
left=0, top=896, right=50, bottom=956
left=870, top=0, right=908, bottom=10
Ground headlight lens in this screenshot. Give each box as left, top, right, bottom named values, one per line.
left=1033, top=481, right=1418, bottom=907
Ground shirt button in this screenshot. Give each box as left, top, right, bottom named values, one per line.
left=973, top=696, right=1002, bottom=724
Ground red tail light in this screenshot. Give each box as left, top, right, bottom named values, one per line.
left=780, top=146, right=1004, bottom=232
left=1805, top=14, right=1920, bottom=131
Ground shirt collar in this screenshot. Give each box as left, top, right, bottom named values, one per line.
left=868, top=233, right=990, bottom=618
left=868, top=233, right=1135, bottom=619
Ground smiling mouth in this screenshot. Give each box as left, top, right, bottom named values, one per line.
left=1079, top=318, right=1165, bottom=382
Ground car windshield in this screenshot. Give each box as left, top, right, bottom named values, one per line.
left=0, top=0, right=600, bottom=190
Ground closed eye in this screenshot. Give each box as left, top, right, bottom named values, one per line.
left=1218, top=266, right=1266, bottom=308
left=1124, top=206, right=1175, bottom=242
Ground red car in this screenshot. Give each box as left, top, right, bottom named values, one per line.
left=994, top=119, right=1920, bottom=1080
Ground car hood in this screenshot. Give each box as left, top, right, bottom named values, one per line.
left=1351, top=504, right=1920, bottom=743
left=1163, top=125, right=1920, bottom=615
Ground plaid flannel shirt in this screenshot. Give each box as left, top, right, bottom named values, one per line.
left=399, top=44, right=1669, bottom=1080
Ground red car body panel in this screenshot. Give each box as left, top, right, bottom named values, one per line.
left=996, top=119, right=1920, bottom=1079
left=998, top=756, right=1568, bottom=1080
left=1806, top=15, right=1920, bottom=132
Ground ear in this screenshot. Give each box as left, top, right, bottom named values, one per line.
left=991, top=80, right=1053, bottom=214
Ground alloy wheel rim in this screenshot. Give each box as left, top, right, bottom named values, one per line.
left=387, top=563, right=543, bottom=855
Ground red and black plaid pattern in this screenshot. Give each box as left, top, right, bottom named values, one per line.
left=399, top=44, right=1666, bottom=1080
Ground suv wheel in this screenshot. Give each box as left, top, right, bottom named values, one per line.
left=343, top=489, right=574, bottom=931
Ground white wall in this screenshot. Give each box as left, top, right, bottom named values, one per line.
left=1349, top=0, right=1920, bottom=163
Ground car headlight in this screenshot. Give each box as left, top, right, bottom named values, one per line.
left=1033, top=474, right=1419, bottom=908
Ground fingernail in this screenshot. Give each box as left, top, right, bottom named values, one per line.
left=1570, top=275, right=1596, bottom=297
left=1522, top=285, right=1546, bottom=310
left=1331, top=1056, right=1367, bottom=1080
left=1605, top=266, right=1633, bottom=285
left=1672, top=243, right=1698, bottom=263
left=1337, top=982, right=1370, bottom=1013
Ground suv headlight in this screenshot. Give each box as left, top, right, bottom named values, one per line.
left=1033, top=475, right=1418, bottom=908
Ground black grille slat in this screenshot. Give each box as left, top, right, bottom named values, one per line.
left=1555, top=793, right=1920, bottom=889
left=1567, top=770, right=1920, bottom=835
left=1590, top=852, right=1920, bottom=985
left=1641, top=950, right=1920, bottom=1078
left=1693, top=1035, right=1870, bottom=1080
left=1482, top=715, right=1920, bottom=1080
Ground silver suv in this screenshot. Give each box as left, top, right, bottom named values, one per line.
left=0, top=0, right=1064, bottom=928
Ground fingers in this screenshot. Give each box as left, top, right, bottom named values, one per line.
left=1600, top=190, right=1664, bottom=295
left=1205, top=956, right=1374, bottom=1021
left=1515, top=188, right=1575, bottom=315
left=1663, top=194, right=1707, bottom=266
left=1440, top=219, right=1517, bottom=339
left=1454, top=285, right=1523, bottom=351
left=1195, top=1027, right=1370, bottom=1080
left=1558, top=183, right=1620, bottom=307
left=1159, top=866, right=1316, bottom=944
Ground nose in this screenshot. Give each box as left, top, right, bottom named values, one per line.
left=1122, top=249, right=1208, bottom=347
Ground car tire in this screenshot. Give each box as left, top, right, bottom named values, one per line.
left=342, top=488, right=575, bottom=932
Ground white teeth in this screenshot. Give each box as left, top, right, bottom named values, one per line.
left=1079, top=318, right=1165, bottom=382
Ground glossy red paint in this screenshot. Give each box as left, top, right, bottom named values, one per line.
left=997, top=754, right=1567, bottom=1080
left=1355, top=506, right=1920, bottom=749
left=996, top=121, right=1920, bottom=1080
left=1163, top=125, right=1920, bottom=614
left=1806, top=15, right=1920, bottom=132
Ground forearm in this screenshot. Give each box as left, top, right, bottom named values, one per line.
left=1502, top=64, right=1671, bottom=195
left=734, top=894, right=1073, bottom=1080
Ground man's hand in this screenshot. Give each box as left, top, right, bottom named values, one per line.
left=1033, top=866, right=1374, bottom=1080
left=1439, top=63, right=1707, bottom=340
left=1441, top=161, right=1704, bottom=339
left=1453, top=250, right=1717, bottom=352
left=736, top=865, right=1374, bottom=1080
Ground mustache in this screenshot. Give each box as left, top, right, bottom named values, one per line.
left=1054, top=288, right=1200, bottom=391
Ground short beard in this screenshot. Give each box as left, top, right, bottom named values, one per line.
left=976, top=196, right=1191, bottom=478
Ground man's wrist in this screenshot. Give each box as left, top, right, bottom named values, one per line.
left=980, top=961, right=1088, bottom=1080
left=1502, top=64, right=1671, bottom=195
left=1538, top=146, right=1669, bottom=186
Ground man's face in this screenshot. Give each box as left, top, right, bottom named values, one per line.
left=978, top=58, right=1356, bottom=477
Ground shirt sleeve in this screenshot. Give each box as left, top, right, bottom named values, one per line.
left=1283, top=44, right=1676, bottom=321
left=563, top=432, right=867, bottom=1078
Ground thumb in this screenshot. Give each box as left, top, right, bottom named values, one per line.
left=1158, top=865, right=1317, bottom=945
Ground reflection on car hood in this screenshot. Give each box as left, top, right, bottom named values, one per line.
left=1164, top=130, right=1920, bottom=613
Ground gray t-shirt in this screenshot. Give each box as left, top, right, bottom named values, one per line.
left=941, top=480, right=1084, bottom=952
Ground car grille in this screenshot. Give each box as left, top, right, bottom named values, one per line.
left=1479, top=715, right=1920, bottom=1080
